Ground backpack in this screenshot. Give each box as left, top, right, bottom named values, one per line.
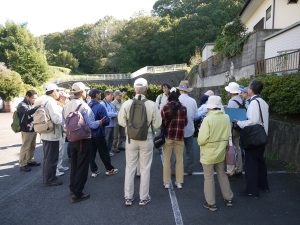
left=127, top=95, right=149, bottom=141
left=65, top=104, right=91, bottom=142
left=11, top=111, right=21, bottom=133
left=33, top=102, right=54, bottom=133
left=233, top=100, right=246, bottom=109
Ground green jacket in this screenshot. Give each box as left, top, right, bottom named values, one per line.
left=197, top=110, right=230, bottom=165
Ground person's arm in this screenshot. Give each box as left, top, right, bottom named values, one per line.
left=81, top=107, right=100, bottom=129
left=117, top=101, right=130, bottom=128
left=47, top=101, right=62, bottom=125
left=237, top=101, right=260, bottom=129
left=197, top=118, right=210, bottom=146
left=152, top=105, right=162, bottom=130
left=98, top=106, right=110, bottom=126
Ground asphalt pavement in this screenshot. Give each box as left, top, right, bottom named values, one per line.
left=0, top=112, right=300, bottom=225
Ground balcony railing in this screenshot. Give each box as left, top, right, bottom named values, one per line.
left=256, top=50, right=300, bottom=75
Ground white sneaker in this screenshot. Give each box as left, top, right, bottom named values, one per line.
left=58, top=166, right=69, bottom=171
left=175, top=182, right=183, bottom=189
left=56, top=170, right=65, bottom=176
left=91, top=170, right=101, bottom=178
left=164, top=183, right=170, bottom=189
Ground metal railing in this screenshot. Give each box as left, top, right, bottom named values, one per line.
left=256, top=50, right=300, bottom=75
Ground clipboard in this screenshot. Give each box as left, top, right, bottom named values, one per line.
left=224, top=107, right=247, bottom=122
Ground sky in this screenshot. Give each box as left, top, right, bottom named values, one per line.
left=0, top=0, right=158, bottom=36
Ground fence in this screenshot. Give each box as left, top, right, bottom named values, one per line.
left=131, top=64, right=187, bottom=78
left=256, top=50, right=300, bottom=75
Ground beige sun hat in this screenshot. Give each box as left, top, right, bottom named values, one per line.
left=176, top=80, right=193, bottom=92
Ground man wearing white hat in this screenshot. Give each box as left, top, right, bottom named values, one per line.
left=225, top=82, right=244, bottom=177
left=118, top=78, right=162, bottom=206
left=177, top=80, right=197, bottom=175
left=37, top=83, right=64, bottom=186
left=63, top=82, right=102, bottom=203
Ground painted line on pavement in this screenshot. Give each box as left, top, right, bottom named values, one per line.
left=160, top=153, right=184, bottom=225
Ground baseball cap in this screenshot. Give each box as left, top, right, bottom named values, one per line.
left=134, top=78, right=148, bottom=88
left=71, top=82, right=90, bottom=93
left=88, top=89, right=101, bottom=98
left=44, top=83, right=62, bottom=92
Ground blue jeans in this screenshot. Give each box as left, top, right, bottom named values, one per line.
left=184, top=136, right=195, bottom=174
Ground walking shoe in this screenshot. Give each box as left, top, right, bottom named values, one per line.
left=20, top=165, right=31, bottom=172
left=56, top=170, right=65, bottom=176
left=125, top=198, right=134, bottom=206
left=109, top=152, right=115, bottom=157
left=71, top=193, right=90, bottom=203
left=203, top=202, right=218, bottom=212
left=224, top=199, right=233, bottom=207
left=27, top=161, right=41, bottom=167
left=46, top=179, right=63, bottom=187
left=164, top=183, right=170, bottom=189
left=91, top=170, right=101, bottom=178
left=175, top=182, right=183, bottom=189
left=58, top=166, right=69, bottom=171
left=105, top=168, right=119, bottom=176
left=139, top=196, right=151, bottom=206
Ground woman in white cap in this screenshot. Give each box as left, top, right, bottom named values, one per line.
left=198, top=95, right=233, bottom=211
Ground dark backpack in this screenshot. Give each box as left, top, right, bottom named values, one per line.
left=127, top=95, right=148, bottom=141
left=65, top=104, right=91, bottom=142
left=233, top=100, right=246, bottom=109
left=11, top=111, right=21, bottom=133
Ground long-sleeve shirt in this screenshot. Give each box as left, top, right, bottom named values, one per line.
left=237, top=95, right=269, bottom=134
left=194, top=104, right=208, bottom=121
left=227, top=95, right=244, bottom=108
left=17, top=98, right=39, bottom=132
left=88, top=99, right=109, bottom=137
left=64, top=99, right=100, bottom=130
left=100, top=99, right=118, bottom=128
left=161, top=101, right=187, bottom=141
left=155, top=93, right=168, bottom=111
left=179, top=93, right=197, bottom=138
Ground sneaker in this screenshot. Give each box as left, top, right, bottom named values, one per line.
left=203, top=202, right=218, bottom=212
left=125, top=198, right=134, bottom=206
left=58, top=166, right=69, bottom=171
left=175, top=182, right=183, bottom=189
left=20, top=165, right=31, bottom=172
left=71, top=193, right=90, bottom=203
left=224, top=199, right=233, bottom=207
left=27, top=161, right=41, bottom=167
left=91, top=170, right=101, bottom=178
left=46, top=179, right=63, bottom=187
left=56, top=170, right=65, bottom=176
left=109, top=152, right=115, bottom=157
left=139, top=196, right=151, bottom=206
left=164, top=183, right=170, bottom=189
left=105, top=168, right=119, bottom=176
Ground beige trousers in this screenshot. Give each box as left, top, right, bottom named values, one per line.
left=202, top=161, right=234, bottom=205
left=163, top=138, right=184, bottom=184
left=124, top=134, right=153, bottom=200
left=19, top=132, right=37, bottom=167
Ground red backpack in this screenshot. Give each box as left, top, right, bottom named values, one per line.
left=65, top=104, right=91, bottom=142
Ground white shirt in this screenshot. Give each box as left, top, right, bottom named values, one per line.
left=179, top=93, right=197, bottom=138
left=237, top=96, right=269, bottom=134
left=155, top=93, right=168, bottom=111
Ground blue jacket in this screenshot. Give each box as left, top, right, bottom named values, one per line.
left=88, top=99, right=110, bottom=137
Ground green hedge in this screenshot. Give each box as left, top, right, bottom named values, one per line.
left=221, top=73, right=300, bottom=115
left=88, top=83, right=162, bottom=101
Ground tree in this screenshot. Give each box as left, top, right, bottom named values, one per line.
left=0, top=21, right=49, bottom=86
left=47, top=50, right=79, bottom=71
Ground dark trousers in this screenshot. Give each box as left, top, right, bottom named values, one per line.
left=42, top=140, right=59, bottom=184
left=245, top=145, right=269, bottom=196
left=90, top=136, right=114, bottom=172
left=69, top=139, right=91, bottom=197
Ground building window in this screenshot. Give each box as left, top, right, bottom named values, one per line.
left=266, top=6, right=272, bottom=21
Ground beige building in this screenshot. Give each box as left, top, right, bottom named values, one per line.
left=240, top=0, right=300, bottom=32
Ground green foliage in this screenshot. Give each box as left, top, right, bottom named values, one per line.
left=47, top=50, right=79, bottom=71
left=213, top=18, right=249, bottom=58
left=88, top=83, right=161, bottom=101
left=0, top=66, right=24, bottom=100
left=221, top=73, right=300, bottom=115
left=0, top=21, right=49, bottom=86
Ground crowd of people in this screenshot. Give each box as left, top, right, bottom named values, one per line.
left=15, top=77, right=269, bottom=210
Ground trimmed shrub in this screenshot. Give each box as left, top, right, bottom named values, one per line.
left=0, top=68, right=24, bottom=100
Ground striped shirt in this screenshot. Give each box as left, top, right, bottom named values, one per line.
left=161, top=101, right=187, bottom=141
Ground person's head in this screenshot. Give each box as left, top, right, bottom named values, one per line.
left=248, top=80, right=263, bottom=97
left=25, top=90, right=38, bottom=105
left=71, top=82, right=90, bottom=100
left=45, top=83, right=61, bottom=100
left=200, top=95, right=209, bottom=105
left=225, top=82, right=241, bottom=97
left=88, top=89, right=101, bottom=101
left=161, top=83, right=171, bottom=95
left=58, top=91, right=70, bottom=104
left=104, top=89, right=114, bottom=101
left=176, top=80, right=193, bottom=94
left=121, top=87, right=128, bottom=95
left=134, top=78, right=148, bottom=95
left=168, top=89, right=180, bottom=102
left=114, top=90, right=122, bottom=101
left=206, top=95, right=223, bottom=110
left=239, top=85, right=249, bottom=100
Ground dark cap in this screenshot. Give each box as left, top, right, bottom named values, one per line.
left=88, top=89, right=101, bottom=98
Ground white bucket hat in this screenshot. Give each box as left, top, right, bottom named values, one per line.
left=225, top=82, right=241, bottom=94
left=206, top=95, right=223, bottom=109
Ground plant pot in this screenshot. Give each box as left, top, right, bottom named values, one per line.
left=4, top=101, right=13, bottom=112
